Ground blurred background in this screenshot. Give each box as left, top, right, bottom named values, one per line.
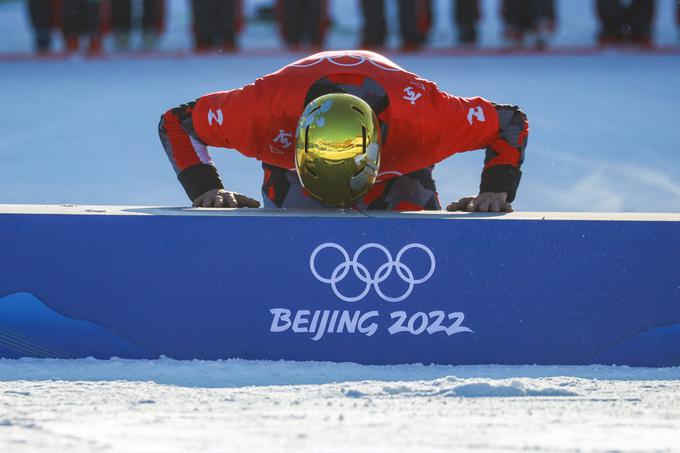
left=1, top=0, right=680, bottom=212
left=4, top=0, right=680, bottom=54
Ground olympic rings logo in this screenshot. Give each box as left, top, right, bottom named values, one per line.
left=309, top=243, right=436, bottom=303
left=290, top=54, right=402, bottom=72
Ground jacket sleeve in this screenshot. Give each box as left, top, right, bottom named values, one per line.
left=158, top=101, right=224, bottom=202
left=158, top=86, right=257, bottom=202
left=479, top=103, right=528, bottom=202
left=430, top=90, right=528, bottom=203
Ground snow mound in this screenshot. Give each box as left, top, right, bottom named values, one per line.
left=347, top=378, right=579, bottom=398
left=440, top=381, right=578, bottom=397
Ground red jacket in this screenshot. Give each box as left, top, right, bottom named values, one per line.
left=159, top=50, right=528, bottom=203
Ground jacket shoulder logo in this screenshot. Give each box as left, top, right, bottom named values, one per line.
left=467, top=106, right=485, bottom=125
left=273, top=129, right=293, bottom=149
left=208, top=108, right=223, bottom=126
left=403, top=86, right=423, bottom=105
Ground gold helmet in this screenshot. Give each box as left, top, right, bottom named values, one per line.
left=295, top=93, right=381, bottom=208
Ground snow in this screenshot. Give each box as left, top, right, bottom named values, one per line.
left=2, top=1, right=680, bottom=451
left=1, top=358, right=680, bottom=452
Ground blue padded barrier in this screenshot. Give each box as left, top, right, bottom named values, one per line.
left=0, top=205, right=679, bottom=366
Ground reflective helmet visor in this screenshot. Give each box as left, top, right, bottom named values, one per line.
left=295, top=93, right=381, bottom=208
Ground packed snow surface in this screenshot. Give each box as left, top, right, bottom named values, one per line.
left=1, top=358, right=680, bottom=452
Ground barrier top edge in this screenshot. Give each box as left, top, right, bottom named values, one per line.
left=1, top=204, right=680, bottom=221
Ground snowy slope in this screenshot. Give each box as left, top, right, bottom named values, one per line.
left=1, top=0, right=679, bottom=211
left=2, top=358, right=680, bottom=452
left=1, top=53, right=679, bottom=211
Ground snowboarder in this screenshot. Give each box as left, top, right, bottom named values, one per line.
left=158, top=50, right=528, bottom=212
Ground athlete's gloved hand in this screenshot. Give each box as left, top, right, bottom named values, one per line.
left=192, top=189, right=261, bottom=208
left=446, top=192, right=513, bottom=213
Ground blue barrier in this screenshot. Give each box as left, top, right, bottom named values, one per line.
left=0, top=205, right=679, bottom=366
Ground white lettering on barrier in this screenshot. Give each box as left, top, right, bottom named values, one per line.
left=270, top=308, right=292, bottom=332
left=269, top=242, right=471, bottom=341
left=387, top=310, right=472, bottom=336
left=269, top=308, right=470, bottom=341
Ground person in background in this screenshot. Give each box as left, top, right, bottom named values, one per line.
left=677, top=0, right=680, bottom=41
left=277, top=0, right=328, bottom=49
left=454, top=0, right=480, bottom=45
left=596, top=0, right=655, bottom=45
left=110, top=0, right=165, bottom=51
left=359, top=0, right=431, bottom=50
left=191, top=0, right=241, bottom=52
left=62, top=0, right=103, bottom=53
left=28, top=0, right=58, bottom=53
left=359, top=0, right=387, bottom=49
left=501, top=0, right=556, bottom=49
left=398, top=0, right=432, bottom=50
